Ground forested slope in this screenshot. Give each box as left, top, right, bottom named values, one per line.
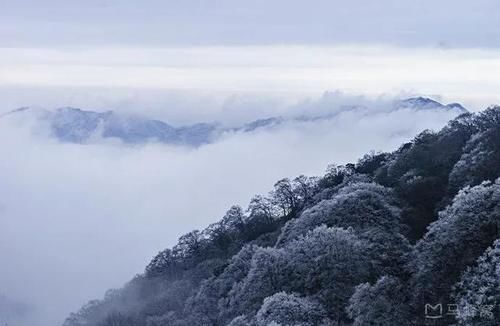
left=65, top=107, right=500, bottom=326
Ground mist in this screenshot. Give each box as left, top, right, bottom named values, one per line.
left=0, top=92, right=463, bottom=325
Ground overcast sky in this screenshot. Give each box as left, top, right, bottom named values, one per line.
left=1, top=0, right=500, bottom=48
left=1, top=1, right=500, bottom=111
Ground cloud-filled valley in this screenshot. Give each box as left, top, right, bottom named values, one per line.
left=0, top=93, right=465, bottom=325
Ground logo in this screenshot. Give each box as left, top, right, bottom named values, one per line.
left=425, top=302, right=496, bottom=320
left=425, top=303, right=443, bottom=319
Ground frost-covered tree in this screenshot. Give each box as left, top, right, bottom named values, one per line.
left=255, top=292, right=331, bottom=326
left=145, top=249, right=176, bottom=278
left=247, top=195, right=278, bottom=221
left=224, top=226, right=370, bottom=324
left=318, top=163, right=355, bottom=189
left=348, top=276, right=411, bottom=326
left=277, top=182, right=409, bottom=275
left=449, top=118, right=500, bottom=194
left=278, top=182, right=401, bottom=245
left=268, top=176, right=318, bottom=218
left=453, top=239, right=500, bottom=325
left=216, top=245, right=260, bottom=322
left=224, top=246, right=286, bottom=321
left=270, top=178, right=297, bottom=216
left=376, top=112, right=478, bottom=239
left=203, top=205, right=246, bottom=255
left=173, top=230, right=204, bottom=260
left=355, top=151, right=389, bottom=175
left=283, top=226, right=371, bottom=322
left=410, top=180, right=500, bottom=318
left=185, top=245, right=259, bottom=325
left=182, top=278, right=220, bottom=325
left=291, top=175, right=318, bottom=207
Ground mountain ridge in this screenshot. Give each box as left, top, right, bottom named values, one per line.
left=2, top=97, right=468, bottom=146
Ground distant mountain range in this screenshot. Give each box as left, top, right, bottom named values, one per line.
left=1, top=97, right=467, bottom=146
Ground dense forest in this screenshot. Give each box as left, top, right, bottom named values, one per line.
left=64, top=107, right=500, bottom=326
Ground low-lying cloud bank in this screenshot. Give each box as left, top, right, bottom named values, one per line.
left=0, top=94, right=465, bottom=325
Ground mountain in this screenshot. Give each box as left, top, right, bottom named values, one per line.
left=397, top=96, right=468, bottom=113
left=2, top=97, right=468, bottom=146
left=3, top=107, right=220, bottom=146
left=63, top=105, right=500, bottom=326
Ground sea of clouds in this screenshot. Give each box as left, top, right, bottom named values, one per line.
left=0, top=91, right=463, bottom=325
